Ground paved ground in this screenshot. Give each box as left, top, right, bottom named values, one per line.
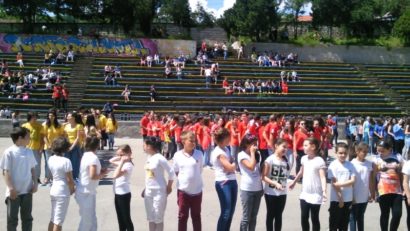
left=0, top=137, right=407, bottom=230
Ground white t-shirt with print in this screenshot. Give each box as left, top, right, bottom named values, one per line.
left=351, top=158, right=373, bottom=203
left=145, top=153, right=175, bottom=190
left=238, top=151, right=262, bottom=191
left=0, top=145, right=37, bottom=197
left=328, top=160, right=356, bottom=202
left=402, top=160, right=410, bottom=189
left=211, top=146, right=236, bottom=181
left=300, top=155, right=326, bottom=204
left=173, top=149, right=203, bottom=195
left=77, top=151, right=101, bottom=195
left=114, top=162, right=133, bottom=195
left=264, top=155, right=290, bottom=196
left=48, top=155, right=73, bottom=197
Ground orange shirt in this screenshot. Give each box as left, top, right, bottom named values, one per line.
left=140, top=116, right=149, bottom=135
left=294, top=130, right=308, bottom=151
left=258, top=125, right=268, bottom=150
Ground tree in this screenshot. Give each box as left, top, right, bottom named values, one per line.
left=161, top=0, right=193, bottom=27
left=135, top=0, right=162, bottom=35
left=219, top=0, right=281, bottom=41
left=285, top=0, right=309, bottom=39
left=3, top=0, right=49, bottom=32
left=394, top=8, right=410, bottom=44
left=312, top=0, right=354, bottom=38
left=191, top=2, right=215, bottom=27
left=103, top=0, right=138, bottom=34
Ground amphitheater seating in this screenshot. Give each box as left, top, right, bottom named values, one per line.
left=365, top=64, right=410, bottom=101
left=0, top=53, right=406, bottom=117
left=0, top=53, right=73, bottom=113
left=82, top=56, right=404, bottom=116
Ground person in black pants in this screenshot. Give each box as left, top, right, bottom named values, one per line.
left=110, top=145, right=134, bottom=231
left=328, top=143, right=356, bottom=231
left=262, top=139, right=292, bottom=231
left=374, top=141, right=403, bottom=231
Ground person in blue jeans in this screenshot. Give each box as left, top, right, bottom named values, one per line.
left=211, top=127, right=237, bottom=231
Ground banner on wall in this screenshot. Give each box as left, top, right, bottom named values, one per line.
left=0, top=34, right=196, bottom=57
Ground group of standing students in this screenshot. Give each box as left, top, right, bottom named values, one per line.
left=3, top=111, right=410, bottom=231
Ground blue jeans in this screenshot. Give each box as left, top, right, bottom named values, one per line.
left=349, top=202, right=367, bottom=231
left=215, top=180, right=238, bottom=231
left=44, top=149, right=52, bottom=180
left=363, top=133, right=369, bottom=145
left=203, top=146, right=212, bottom=167
left=224, top=51, right=228, bottom=60
left=108, top=133, right=115, bottom=149
left=230, top=145, right=239, bottom=171
left=65, top=145, right=83, bottom=180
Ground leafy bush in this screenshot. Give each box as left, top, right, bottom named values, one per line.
left=393, top=8, right=410, bottom=44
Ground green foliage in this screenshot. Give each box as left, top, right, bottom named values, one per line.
left=285, top=0, right=309, bottom=39
left=191, top=3, right=215, bottom=27
left=161, top=0, right=193, bottom=27
left=393, top=8, right=410, bottom=44
left=291, top=31, right=321, bottom=46
left=219, top=0, right=280, bottom=41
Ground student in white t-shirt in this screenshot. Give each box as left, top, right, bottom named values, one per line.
left=238, top=133, right=263, bottom=231
left=75, top=136, right=108, bottom=231
left=143, top=136, right=175, bottom=231
left=173, top=131, right=203, bottom=231
left=349, top=142, right=375, bottom=231
left=109, top=144, right=134, bottom=231
left=211, top=127, right=237, bottom=231
left=328, top=142, right=356, bottom=231
left=289, top=137, right=327, bottom=231
left=47, top=137, right=75, bottom=231
left=403, top=152, right=410, bottom=230
left=262, top=139, right=291, bottom=231
left=0, top=127, right=38, bottom=231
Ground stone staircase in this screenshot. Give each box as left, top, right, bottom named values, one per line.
left=356, top=64, right=410, bottom=114
left=66, top=57, right=95, bottom=112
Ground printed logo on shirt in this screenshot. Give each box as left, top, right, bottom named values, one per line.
left=145, top=164, right=154, bottom=178
left=269, top=164, right=288, bottom=188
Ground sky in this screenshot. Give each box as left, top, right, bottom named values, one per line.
left=189, top=0, right=313, bottom=18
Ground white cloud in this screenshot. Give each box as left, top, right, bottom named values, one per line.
left=189, top=0, right=236, bottom=18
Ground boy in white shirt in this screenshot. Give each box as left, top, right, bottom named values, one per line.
left=328, top=143, right=356, bottom=231
left=143, top=137, right=175, bottom=231
left=173, top=131, right=203, bottom=231
left=0, top=127, right=38, bottom=231
left=75, top=136, right=108, bottom=231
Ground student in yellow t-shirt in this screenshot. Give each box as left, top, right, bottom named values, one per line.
left=22, top=112, right=44, bottom=182
left=64, top=112, right=84, bottom=180
left=97, top=110, right=108, bottom=150
left=106, top=113, right=118, bottom=150
left=42, top=109, right=65, bottom=185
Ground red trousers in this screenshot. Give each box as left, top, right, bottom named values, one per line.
left=177, top=190, right=202, bottom=231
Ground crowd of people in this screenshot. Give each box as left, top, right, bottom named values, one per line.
left=2, top=109, right=410, bottom=231
left=44, top=48, right=75, bottom=65
left=1, top=58, right=69, bottom=106
left=138, top=111, right=410, bottom=231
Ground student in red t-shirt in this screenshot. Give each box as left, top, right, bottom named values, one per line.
left=293, top=119, right=309, bottom=175
left=226, top=116, right=241, bottom=169
left=280, top=119, right=295, bottom=171
left=174, top=119, right=183, bottom=151
left=202, top=117, right=212, bottom=167
left=258, top=118, right=269, bottom=167
left=194, top=116, right=204, bottom=150
left=140, top=111, right=150, bottom=140
left=247, top=115, right=261, bottom=137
